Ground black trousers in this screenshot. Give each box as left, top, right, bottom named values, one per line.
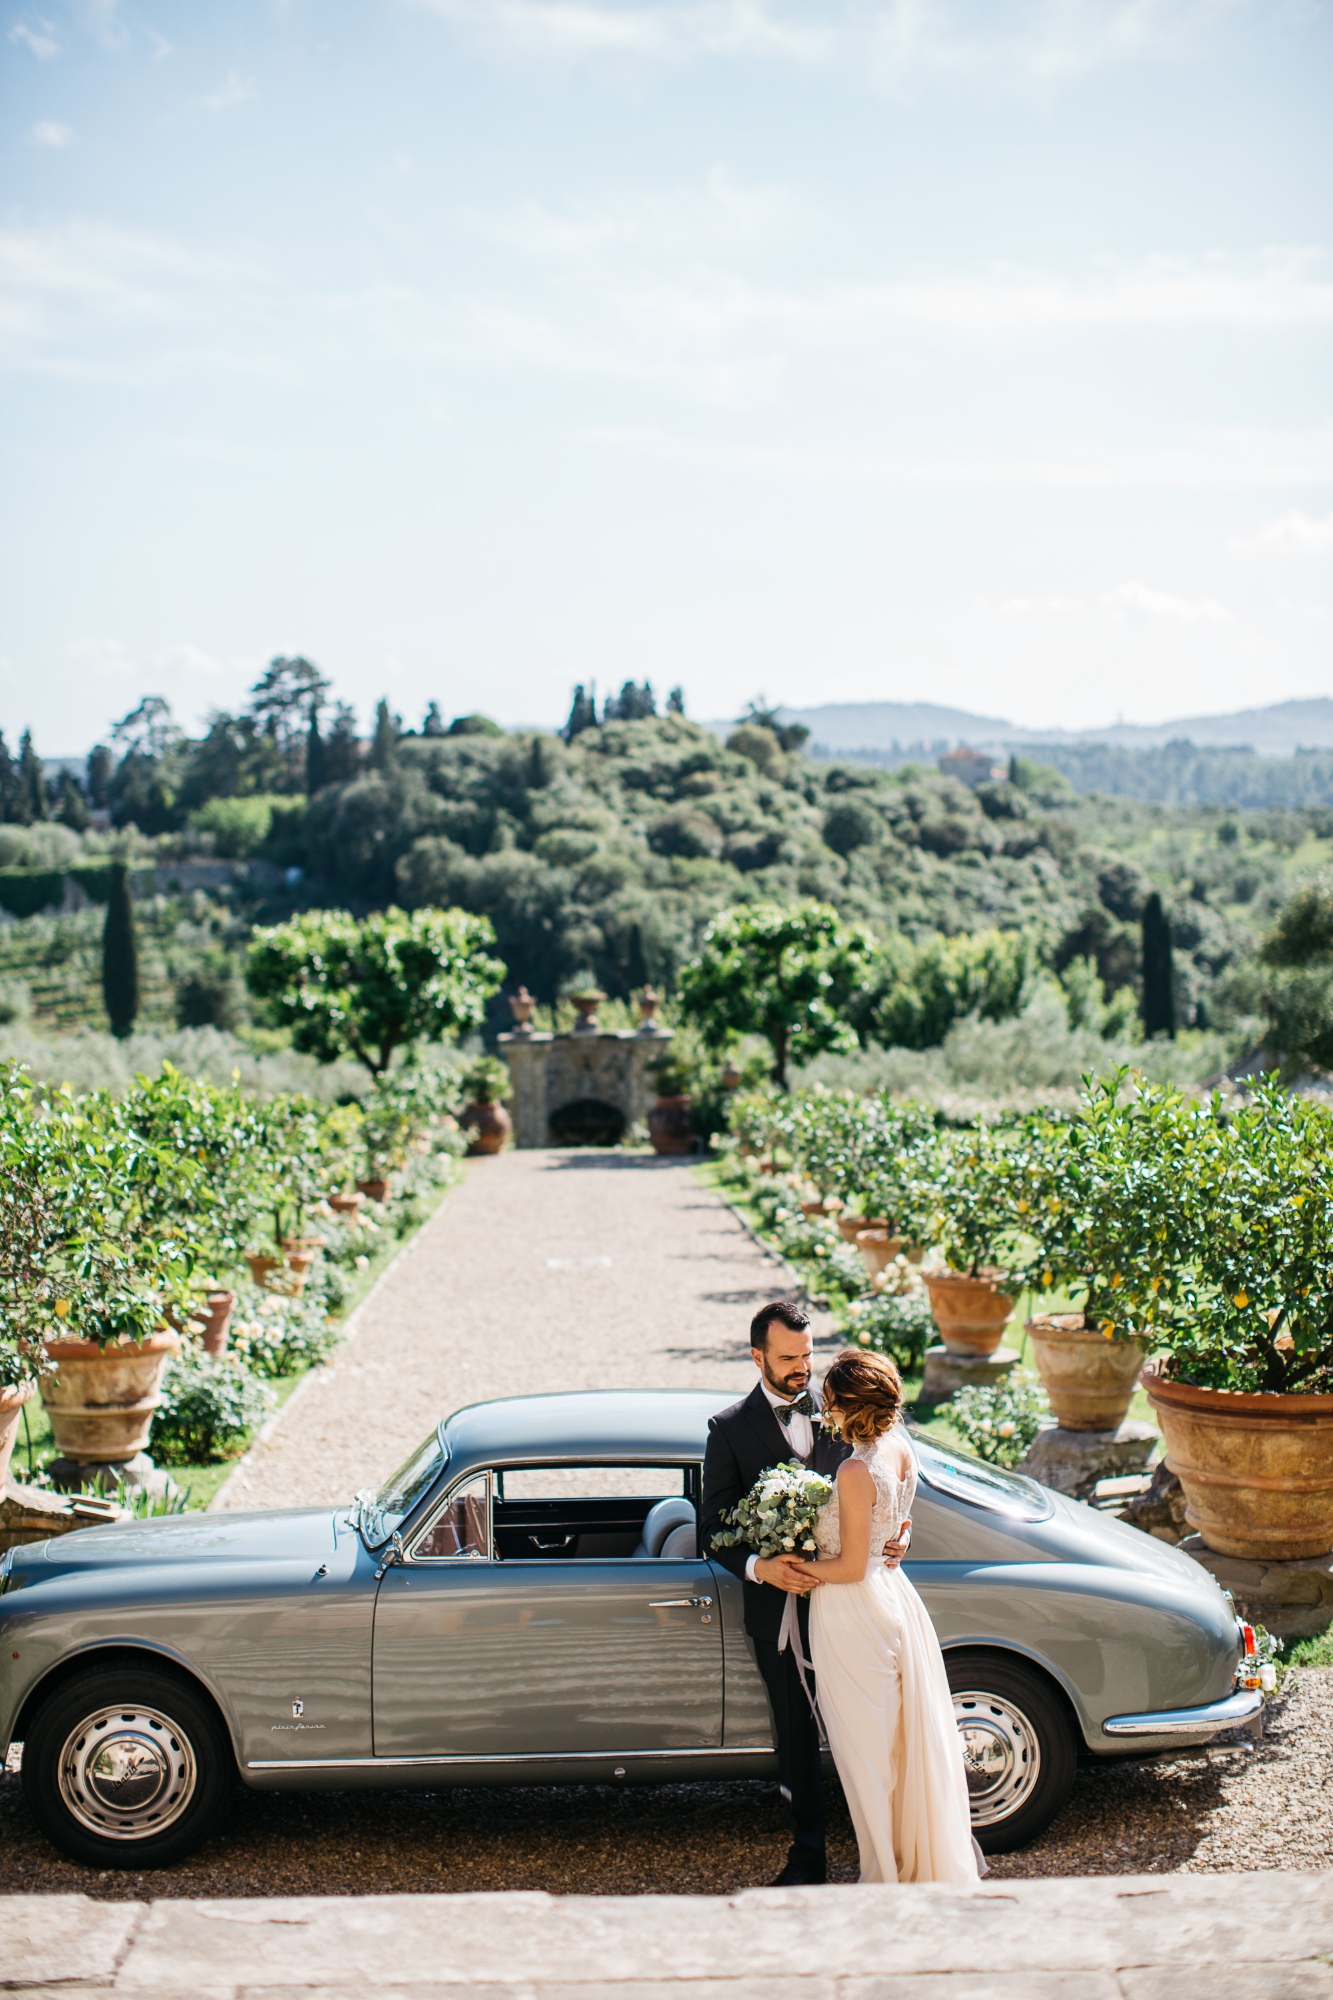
left=753, top=1628, right=825, bottom=1856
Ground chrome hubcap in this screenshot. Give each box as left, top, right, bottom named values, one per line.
left=953, top=1687, right=1041, bottom=1828
left=58, top=1705, right=196, bottom=1841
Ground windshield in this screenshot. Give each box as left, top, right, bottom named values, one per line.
left=356, top=1425, right=450, bottom=1547
left=908, top=1428, right=1054, bottom=1522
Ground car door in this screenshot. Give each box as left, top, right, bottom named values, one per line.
left=371, top=1469, right=724, bottom=1759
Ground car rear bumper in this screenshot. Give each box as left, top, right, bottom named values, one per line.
left=1101, top=1687, right=1264, bottom=1742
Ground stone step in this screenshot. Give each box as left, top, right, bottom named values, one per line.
left=2, top=1875, right=1332, bottom=1996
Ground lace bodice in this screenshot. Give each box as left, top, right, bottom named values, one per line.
left=814, top=1431, right=916, bottom=1573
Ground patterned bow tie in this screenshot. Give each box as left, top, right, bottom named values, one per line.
left=775, top=1392, right=816, bottom=1425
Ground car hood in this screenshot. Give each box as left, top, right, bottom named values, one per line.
left=1047, top=1488, right=1225, bottom=1591
left=16, top=1506, right=345, bottom=1578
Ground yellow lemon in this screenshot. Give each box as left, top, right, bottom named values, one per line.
left=1232, top=1291, right=1249, bottom=1309
left=54, top=1298, right=70, bottom=1317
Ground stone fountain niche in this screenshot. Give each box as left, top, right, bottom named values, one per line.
left=499, top=988, right=672, bottom=1149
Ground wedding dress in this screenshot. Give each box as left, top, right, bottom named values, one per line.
left=809, top=1428, right=982, bottom=1885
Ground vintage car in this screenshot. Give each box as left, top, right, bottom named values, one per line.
left=0, top=1388, right=1262, bottom=1868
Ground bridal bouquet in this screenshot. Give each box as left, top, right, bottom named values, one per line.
left=711, top=1461, right=833, bottom=1560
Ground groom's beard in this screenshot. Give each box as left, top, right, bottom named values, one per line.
left=762, top=1360, right=812, bottom=1399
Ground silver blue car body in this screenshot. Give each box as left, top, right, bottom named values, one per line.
left=0, top=1389, right=1259, bottom=1844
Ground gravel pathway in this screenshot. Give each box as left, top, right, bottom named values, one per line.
left=216, top=1150, right=823, bottom=1512
left=2, top=1673, right=1328, bottom=1899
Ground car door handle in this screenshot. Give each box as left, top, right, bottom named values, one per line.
left=648, top=1596, right=713, bottom=1608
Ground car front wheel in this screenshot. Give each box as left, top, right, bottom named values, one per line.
left=22, top=1664, right=233, bottom=1868
left=945, top=1649, right=1077, bottom=1853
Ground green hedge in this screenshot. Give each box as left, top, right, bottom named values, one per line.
left=0, top=863, right=126, bottom=920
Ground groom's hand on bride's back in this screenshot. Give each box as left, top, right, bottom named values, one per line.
left=882, top=1520, right=911, bottom=1570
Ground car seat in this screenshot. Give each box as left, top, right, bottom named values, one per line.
left=633, top=1497, right=695, bottom=1557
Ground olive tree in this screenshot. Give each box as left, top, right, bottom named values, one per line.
left=678, top=900, right=877, bottom=1089
left=246, top=906, right=505, bottom=1079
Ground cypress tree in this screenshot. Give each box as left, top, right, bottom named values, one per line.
left=1141, top=891, right=1176, bottom=1039
left=0, top=732, right=15, bottom=822
left=102, top=861, right=139, bottom=1039
left=17, top=730, right=46, bottom=823
left=369, top=698, right=400, bottom=770
left=305, top=709, right=327, bottom=794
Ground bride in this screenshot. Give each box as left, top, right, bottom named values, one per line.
left=790, top=1348, right=983, bottom=1885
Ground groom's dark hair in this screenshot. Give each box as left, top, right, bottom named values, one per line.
left=750, top=1300, right=811, bottom=1349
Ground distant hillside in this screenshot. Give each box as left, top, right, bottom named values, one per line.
left=760, top=696, right=1333, bottom=759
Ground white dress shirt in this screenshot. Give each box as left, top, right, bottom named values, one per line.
left=745, top=1378, right=819, bottom=1583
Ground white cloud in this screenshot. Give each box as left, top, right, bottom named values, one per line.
left=9, top=16, right=60, bottom=58
left=1101, top=581, right=1232, bottom=623
left=464, top=206, right=1333, bottom=411
left=30, top=120, right=73, bottom=147
left=1232, top=510, right=1333, bottom=553
left=580, top=422, right=1333, bottom=490
left=204, top=70, right=257, bottom=110
left=413, top=0, right=831, bottom=64
left=412, top=0, right=1246, bottom=77
left=0, top=221, right=273, bottom=381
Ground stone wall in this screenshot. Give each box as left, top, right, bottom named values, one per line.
left=500, top=1029, right=670, bottom=1148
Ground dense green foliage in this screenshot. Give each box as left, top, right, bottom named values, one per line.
left=679, top=900, right=877, bottom=1086
left=246, top=905, right=504, bottom=1076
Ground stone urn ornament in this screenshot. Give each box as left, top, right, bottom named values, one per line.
left=636, top=987, right=668, bottom=1036
left=570, top=987, right=605, bottom=1034
left=508, top=986, right=537, bottom=1035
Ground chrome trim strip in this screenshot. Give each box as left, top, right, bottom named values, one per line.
left=1101, top=1688, right=1263, bottom=1739
left=247, top=1745, right=774, bottom=1773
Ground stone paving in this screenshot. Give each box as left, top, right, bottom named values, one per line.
left=3, top=1875, right=1332, bottom=1995
left=217, top=1151, right=825, bottom=1514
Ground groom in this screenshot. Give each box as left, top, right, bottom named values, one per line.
left=700, top=1300, right=910, bottom=1886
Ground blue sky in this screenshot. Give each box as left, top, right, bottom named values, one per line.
left=2, top=0, right=1330, bottom=752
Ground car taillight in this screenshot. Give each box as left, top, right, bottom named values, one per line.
left=1238, top=1620, right=1262, bottom=1689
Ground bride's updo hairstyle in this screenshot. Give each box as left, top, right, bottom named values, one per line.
left=823, top=1349, right=903, bottom=1443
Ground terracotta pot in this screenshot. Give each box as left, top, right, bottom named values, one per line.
left=282, top=1245, right=317, bottom=1284
left=855, top=1229, right=908, bottom=1278
left=0, top=1382, right=36, bottom=1493
left=463, top=1101, right=511, bottom=1156
left=1143, top=1364, right=1333, bottom=1561
left=837, top=1213, right=888, bottom=1243
left=922, top=1269, right=1016, bottom=1358
left=245, top=1251, right=283, bottom=1287
left=198, top=1289, right=236, bottom=1358
left=1026, top=1314, right=1145, bottom=1431
left=357, top=1176, right=391, bottom=1203
left=648, top=1095, right=694, bottom=1156
left=329, top=1190, right=363, bottom=1217
left=39, top=1330, right=181, bottom=1465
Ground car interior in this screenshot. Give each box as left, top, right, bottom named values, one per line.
left=492, top=1464, right=701, bottom=1561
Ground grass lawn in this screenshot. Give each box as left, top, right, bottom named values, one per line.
left=15, top=1166, right=461, bottom=1511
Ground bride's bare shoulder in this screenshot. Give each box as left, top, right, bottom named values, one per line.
left=835, top=1455, right=875, bottom=1490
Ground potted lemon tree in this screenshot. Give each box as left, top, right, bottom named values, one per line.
left=1138, top=1078, right=1333, bottom=1561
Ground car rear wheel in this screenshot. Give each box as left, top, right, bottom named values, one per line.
left=21, top=1664, right=233, bottom=1868
left=945, top=1649, right=1077, bottom=1853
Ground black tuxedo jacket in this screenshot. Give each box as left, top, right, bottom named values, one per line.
left=699, top=1381, right=850, bottom=1644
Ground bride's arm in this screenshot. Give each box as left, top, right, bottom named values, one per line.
left=791, top=1460, right=873, bottom=1586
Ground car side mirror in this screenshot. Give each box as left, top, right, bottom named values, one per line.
left=374, top=1532, right=406, bottom=1581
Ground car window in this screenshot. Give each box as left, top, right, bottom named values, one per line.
left=909, top=1431, right=1054, bottom=1522
left=499, top=1466, right=686, bottom=1500
left=413, top=1474, right=490, bottom=1561
left=360, top=1426, right=450, bottom=1545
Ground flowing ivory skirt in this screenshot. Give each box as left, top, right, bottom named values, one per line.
left=810, top=1565, right=982, bottom=1885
